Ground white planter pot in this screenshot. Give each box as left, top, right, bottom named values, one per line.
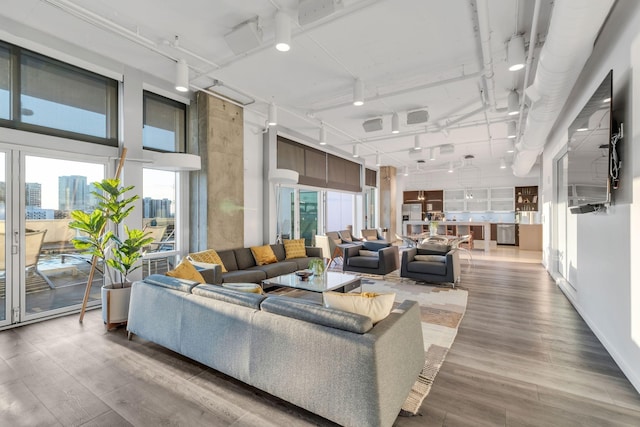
left=102, top=283, right=132, bottom=329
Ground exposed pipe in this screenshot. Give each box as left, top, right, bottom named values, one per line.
left=512, top=0, right=615, bottom=176
left=475, top=0, right=498, bottom=111
left=515, top=0, right=541, bottom=138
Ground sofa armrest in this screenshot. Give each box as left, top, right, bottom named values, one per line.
left=378, top=245, right=399, bottom=271
left=305, top=246, right=323, bottom=258
left=199, top=265, right=223, bottom=285
left=402, top=247, right=417, bottom=264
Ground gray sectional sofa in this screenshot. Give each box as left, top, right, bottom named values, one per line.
left=200, top=243, right=322, bottom=287
left=127, top=274, right=425, bottom=427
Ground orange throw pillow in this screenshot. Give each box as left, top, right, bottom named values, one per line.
left=250, top=245, right=278, bottom=266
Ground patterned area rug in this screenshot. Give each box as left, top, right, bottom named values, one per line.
left=271, top=271, right=468, bottom=416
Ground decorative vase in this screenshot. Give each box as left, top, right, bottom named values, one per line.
left=102, top=283, right=132, bottom=330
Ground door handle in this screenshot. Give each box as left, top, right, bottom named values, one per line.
left=12, top=230, right=18, bottom=254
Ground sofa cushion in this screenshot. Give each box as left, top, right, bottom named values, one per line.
left=251, top=245, right=278, bottom=266
left=250, top=261, right=298, bottom=278
left=260, top=296, right=373, bottom=334
left=193, top=284, right=265, bottom=309
left=270, top=244, right=286, bottom=261
left=217, top=250, right=239, bottom=272
left=323, top=292, right=396, bottom=323
left=362, top=241, right=390, bottom=251
left=359, top=250, right=378, bottom=257
left=408, top=260, right=447, bottom=275
left=222, top=269, right=267, bottom=284
left=348, top=256, right=379, bottom=269
left=234, top=248, right=257, bottom=270
left=188, top=249, right=227, bottom=273
left=166, top=258, right=206, bottom=283
left=144, top=274, right=200, bottom=293
left=416, top=243, right=451, bottom=254
left=291, top=257, right=320, bottom=270
left=283, top=239, right=307, bottom=259
left=414, top=254, right=446, bottom=263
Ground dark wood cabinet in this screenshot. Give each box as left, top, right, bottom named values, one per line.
left=515, top=186, right=538, bottom=212
left=470, top=225, right=484, bottom=240
left=490, top=223, right=497, bottom=241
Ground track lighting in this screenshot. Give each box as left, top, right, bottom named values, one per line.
left=507, top=121, right=517, bottom=139
left=429, top=148, right=436, bottom=161
left=507, top=90, right=519, bottom=115
left=506, top=141, right=515, bottom=153
left=175, top=59, right=189, bottom=92
left=507, top=35, right=526, bottom=71
left=403, top=166, right=409, bottom=176
left=375, top=152, right=381, bottom=167
left=352, top=144, right=359, bottom=158
left=414, top=135, right=422, bottom=150
left=353, top=78, right=364, bottom=106
left=448, top=162, right=453, bottom=173
left=275, top=11, right=291, bottom=52
left=268, top=102, right=277, bottom=126
left=500, top=157, right=507, bottom=169
left=319, top=124, right=327, bottom=145
left=391, top=112, right=400, bottom=134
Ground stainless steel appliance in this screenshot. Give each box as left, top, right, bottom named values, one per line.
left=401, top=203, right=422, bottom=221
left=497, top=224, right=516, bottom=245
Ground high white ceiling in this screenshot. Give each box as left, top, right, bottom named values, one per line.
left=2, top=0, right=558, bottom=176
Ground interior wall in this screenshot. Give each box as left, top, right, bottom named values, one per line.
left=542, top=0, right=640, bottom=392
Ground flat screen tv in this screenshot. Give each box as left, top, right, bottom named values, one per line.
left=567, top=70, right=613, bottom=214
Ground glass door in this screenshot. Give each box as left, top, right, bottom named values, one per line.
left=0, top=150, right=11, bottom=326
left=299, top=190, right=319, bottom=246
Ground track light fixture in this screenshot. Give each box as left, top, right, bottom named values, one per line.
left=268, top=102, right=278, bottom=126
left=391, top=112, right=400, bottom=134
left=500, top=157, right=507, bottom=169
left=375, top=152, right=381, bottom=167
left=507, top=90, right=520, bottom=115
left=429, top=147, right=436, bottom=161
left=448, top=161, right=454, bottom=173
left=414, top=135, right=422, bottom=150
left=403, top=165, right=409, bottom=176
left=175, top=59, right=189, bottom=92
left=353, top=78, right=364, bottom=106
left=506, top=141, right=515, bottom=153
left=507, top=34, right=526, bottom=71
left=319, top=123, right=327, bottom=145
left=352, top=144, right=359, bottom=158
left=507, top=121, right=517, bottom=139
left=275, top=11, right=291, bottom=52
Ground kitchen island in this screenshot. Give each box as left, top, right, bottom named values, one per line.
left=402, top=220, right=492, bottom=252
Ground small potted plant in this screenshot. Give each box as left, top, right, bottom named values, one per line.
left=69, top=178, right=153, bottom=329
left=308, top=258, right=325, bottom=276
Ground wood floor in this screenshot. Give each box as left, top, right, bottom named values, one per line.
left=1, top=249, right=639, bottom=426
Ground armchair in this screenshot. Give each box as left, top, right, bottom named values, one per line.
left=361, top=228, right=384, bottom=241
left=337, top=229, right=363, bottom=243
left=342, top=243, right=399, bottom=276
left=400, top=247, right=461, bottom=287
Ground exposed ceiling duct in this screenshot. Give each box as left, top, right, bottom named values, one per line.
left=512, top=0, right=615, bottom=177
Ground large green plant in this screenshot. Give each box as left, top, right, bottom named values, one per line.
left=69, top=178, right=154, bottom=287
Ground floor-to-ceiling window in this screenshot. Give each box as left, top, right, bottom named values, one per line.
left=299, top=190, right=319, bottom=245
left=326, top=191, right=355, bottom=232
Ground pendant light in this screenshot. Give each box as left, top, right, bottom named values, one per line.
left=414, top=135, right=422, bottom=150
left=353, top=78, right=364, bottom=106
left=508, top=35, right=526, bottom=71
left=275, top=11, right=291, bottom=52
left=352, top=144, right=359, bottom=158
left=375, top=152, right=381, bottom=166
left=268, top=102, right=278, bottom=126
left=507, top=121, right=517, bottom=139
left=391, top=112, right=400, bottom=134
left=319, top=124, right=327, bottom=145
left=507, top=90, right=519, bottom=116
left=175, top=59, right=189, bottom=92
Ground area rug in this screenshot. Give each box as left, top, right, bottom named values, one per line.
left=271, top=273, right=468, bottom=415
left=358, top=276, right=467, bottom=415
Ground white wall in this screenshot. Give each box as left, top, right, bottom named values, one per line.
left=542, top=0, right=640, bottom=392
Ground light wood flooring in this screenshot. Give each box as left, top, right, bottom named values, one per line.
left=0, top=248, right=639, bottom=426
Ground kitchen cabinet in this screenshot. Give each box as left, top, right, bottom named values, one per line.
left=515, top=186, right=538, bottom=212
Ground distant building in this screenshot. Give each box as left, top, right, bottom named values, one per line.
left=26, top=207, right=54, bottom=220
left=58, top=175, right=87, bottom=211
left=25, top=182, right=42, bottom=208
left=143, top=197, right=173, bottom=218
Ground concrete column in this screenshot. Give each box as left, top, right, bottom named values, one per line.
left=379, top=166, right=397, bottom=241
left=196, top=92, right=244, bottom=250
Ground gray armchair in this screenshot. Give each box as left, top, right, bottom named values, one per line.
left=343, top=244, right=399, bottom=276
left=400, top=247, right=461, bottom=287
left=337, top=229, right=363, bottom=243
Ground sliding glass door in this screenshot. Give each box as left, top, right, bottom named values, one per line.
left=0, top=148, right=106, bottom=327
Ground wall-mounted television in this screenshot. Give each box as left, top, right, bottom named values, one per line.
left=567, top=70, right=613, bottom=214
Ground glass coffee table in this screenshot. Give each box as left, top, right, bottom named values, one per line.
left=262, top=271, right=361, bottom=293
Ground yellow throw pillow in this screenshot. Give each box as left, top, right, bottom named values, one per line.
left=250, top=245, right=278, bottom=266
left=323, top=292, right=396, bottom=323
left=284, top=239, right=307, bottom=259
left=188, top=249, right=228, bottom=273
left=166, top=258, right=205, bottom=283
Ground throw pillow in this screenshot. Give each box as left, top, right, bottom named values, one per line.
left=250, top=244, right=278, bottom=266
left=415, top=254, right=446, bottom=263
left=188, top=249, right=228, bottom=273
left=283, top=239, right=307, bottom=259
left=323, top=292, right=396, bottom=323
left=166, top=258, right=205, bottom=283
left=358, top=250, right=378, bottom=257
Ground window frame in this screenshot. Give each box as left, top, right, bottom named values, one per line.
left=142, top=90, right=187, bottom=153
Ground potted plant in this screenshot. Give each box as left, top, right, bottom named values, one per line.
left=69, top=178, right=153, bottom=329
